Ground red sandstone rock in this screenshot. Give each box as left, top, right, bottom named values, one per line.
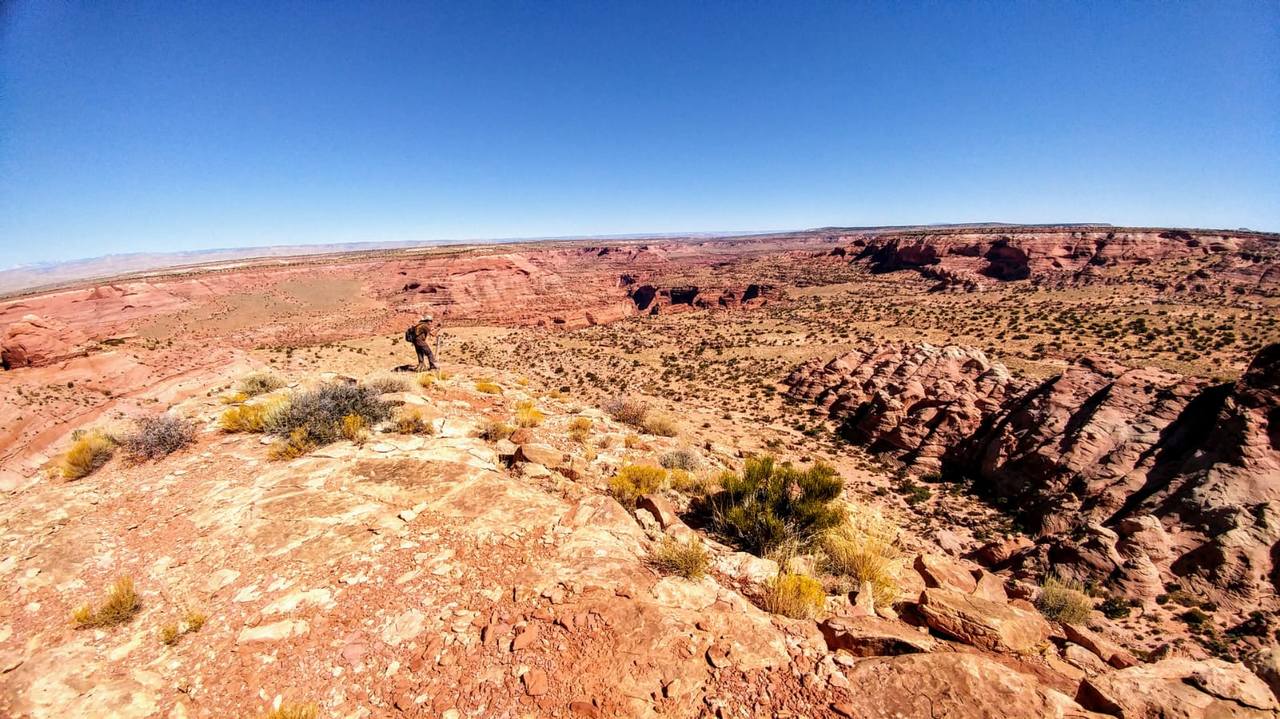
left=1, top=314, right=90, bottom=368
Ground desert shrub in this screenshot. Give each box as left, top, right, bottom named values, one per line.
left=237, top=372, right=284, bottom=397
left=608, top=464, right=668, bottom=507
left=475, top=380, right=502, bottom=394
left=61, top=430, right=117, bottom=479
left=1037, top=573, right=1093, bottom=624
left=340, top=414, right=369, bottom=443
left=268, top=428, right=319, bottom=461
left=259, top=704, right=319, bottom=719
left=121, top=414, right=196, bottom=461
left=184, top=609, right=207, bottom=632
left=417, top=373, right=436, bottom=389
left=624, top=433, right=645, bottom=449
left=393, top=406, right=434, bottom=435
left=604, top=396, right=649, bottom=426
left=219, top=396, right=290, bottom=433
left=652, top=536, right=709, bottom=580
left=568, top=416, right=592, bottom=443
left=823, top=504, right=902, bottom=608
left=642, top=414, right=678, bottom=437
left=513, top=400, right=545, bottom=428
left=668, top=468, right=718, bottom=496
left=265, top=383, right=391, bottom=445
left=478, top=420, right=514, bottom=442
left=1099, top=594, right=1134, bottom=619
left=659, top=448, right=701, bottom=471
left=159, top=622, right=181, bottom=645
left=72, top=576, right=140, bottom=628
left=704, top=456, right=845, bottom=555
left=761, top=572, right=825, bottom=619
left=364, top=375, right=408, bottom=394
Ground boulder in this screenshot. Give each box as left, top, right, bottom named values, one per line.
left=915, top=553, right=979, bottom=594
left=1063, top=623, right=1139, bottom=669
left=515, top=443, right=563, bottom=468
left=918, top=588, right=1052, bottom=653
left=636, top=494, right=681, bottom=530
left=1246, top=646, right=1280, bottom=702
left=818, top=616, right=937, bottom=657
left=1079, top=658, right=1279, bottom=718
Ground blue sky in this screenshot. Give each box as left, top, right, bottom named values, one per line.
left=1, top=1, right=1277, bottom=267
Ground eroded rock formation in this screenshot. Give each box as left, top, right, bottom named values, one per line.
left=786, top=342, right=1280, bottom=613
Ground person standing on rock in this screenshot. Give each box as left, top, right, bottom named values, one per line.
left=405, top=313, right=441, bottom=372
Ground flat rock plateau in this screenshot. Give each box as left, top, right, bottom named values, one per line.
left=2, top=225, right=1279, bottom=719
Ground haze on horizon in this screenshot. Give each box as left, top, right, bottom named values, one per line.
left=1, top=1, right=1277, bottom=268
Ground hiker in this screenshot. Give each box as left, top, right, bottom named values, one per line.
left=405, top=313, right=441, bottom=371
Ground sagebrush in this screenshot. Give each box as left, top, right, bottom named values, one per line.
left=121, top=414, right=196, bottom=461
left=1037, top=573, right=1092, bottom=624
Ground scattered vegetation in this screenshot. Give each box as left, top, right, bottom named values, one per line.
left=61, top=430, right=116, bottom=479
left=761, top=572, right=825, bottom=619
left=237, top=372, right=285, bottom=397
left=120, top=414, right=196, bottom=461
left=159, top=607, right=207, bottom=646
left=651, top=536, right=710, bottom=580
left=704, top=456, right=845, bottom=555
left=514, top=400, right=545, bottom=428
left=72, top=576, right=140, bottom=628
left=1037, top=573, right=1093, bottom=624
left=822, top=504, right=902, bottom=608
left=608, top=464, right=668, bottom=507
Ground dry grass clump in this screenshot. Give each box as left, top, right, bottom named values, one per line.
left=268, top=428, right=318, bottom=461
left=393, top=406, right=434, bottom=435
left=219, top=395, right=290, bottom=433
left=822, top=504, right=903, bottom=608
left=604, top=396, right=649, bottom=426
left=237, top=372, right=285, bottom=397
left=761, top=572, right=825, bottom=619
left=567, top=416, right=592, bottom=443
left=159, top=608, right=207, bottom=646
left=259, top=704, right=319, bottom=719
left=1037, top=573, right=1093, bottom=624
left=642, top=413, right=679, bottom=437
left=475, top=380, right=502, bottom=394
left=61, top=430, right=117, bottom=479
left=704, top=456, right=845, bottom=555
left=651, top=536, right=709, bottom=580
left=416, top=373, right=437, bottom=389
left=513, top=400, right=545, bottom=428
left=624, top=433, right=645, bottom=449
left=608, top=464, right=668, bottom=507
left=478, top=419, right=515, bottom=442
left=669, top=468, right=717, bottom=496
left=121, top=414, right=196, bottom=461
left=364, top=375, right=409, bottom=394
left=72, top=576, right=140, bottom=628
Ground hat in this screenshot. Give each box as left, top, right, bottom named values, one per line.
left=421, top=314, right=434, bottom=322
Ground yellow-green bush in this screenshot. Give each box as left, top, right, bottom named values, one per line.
left=607, top=464, right=667, bottom=507
left=61, top=430, right=116, bottom=479
left=393, top=406, right=434, bottom=435
left=822, top=504, right=902, bottom=608
left=237, top=372, right=284, bottom=397
left=704, top=456, right=845, bottom=555
left=475, top=380, right=502, bottom=394
left=568, top=416, right=592, bottom=443
left=478, top=419, right=514, bottom=442
left=513, top=400, right=544, bottom=428
left=219, top=396, right=289, bottom=433
left=1037, top=573, right=1093, bottom=624
left=651, top=536, right=709, bottom=580
left=259, top=704, right=318, bottom=719
left=761, top=572, right=825, bottom=619
left=268, top=428, right=317, bottom=461
left=642, top=413, right=679, bottom=437
left=340, top=413, right=368, bottom=442
left=72, top=576, right=140, bottom=628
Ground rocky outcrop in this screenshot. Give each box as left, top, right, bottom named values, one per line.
left=787, top=342, right=1280, bottom=612
left=1, top=314, right=90, bottom=369
left=842, top=228, right=1280, bottom=295
left=1078, top=658, right=1279, bottom=718
left=626, top=283, right=772, bottom=315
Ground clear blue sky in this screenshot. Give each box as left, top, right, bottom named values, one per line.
left=2, top=1, right=1277, bottom=267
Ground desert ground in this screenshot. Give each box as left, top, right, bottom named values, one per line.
left=2, top=225, right=1279, bottom=718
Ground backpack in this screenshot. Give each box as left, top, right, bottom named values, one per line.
left=404, top=326, right=414, bottom=343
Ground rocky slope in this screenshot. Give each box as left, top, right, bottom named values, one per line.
left=5, top=365, right=1276, bottom=718
left=786, top=342, right=1280, bottom=619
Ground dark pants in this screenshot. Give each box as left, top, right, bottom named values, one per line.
left=414, top=341, right=437, bottom=371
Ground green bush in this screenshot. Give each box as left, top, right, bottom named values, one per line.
left=608, top=464, right=667, bottom=507
left=704, top=456, right=845, bottom=555
left=1036, top=573, right=1093, bottom=624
